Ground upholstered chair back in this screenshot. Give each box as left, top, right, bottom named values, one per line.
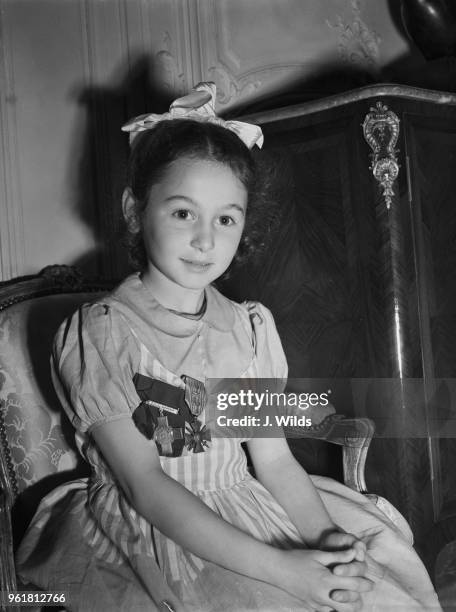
left=0, top=266, right=114, bottom=543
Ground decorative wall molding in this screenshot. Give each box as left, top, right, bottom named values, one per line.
left=156, top=31, right=186, bottom=96
left=327, top=0, right=382, bottom=72
left=211, top=0, right=241, bottom=74
left=195, top=0, right=305, bottom=108
left=207, top=64, right=262, bottom=106
left=0, top=1, right=25, bottom=280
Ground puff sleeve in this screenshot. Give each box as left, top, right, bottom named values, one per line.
left=51, top=302, right=141, bottom=434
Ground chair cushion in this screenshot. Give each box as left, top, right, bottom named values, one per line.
left=0, top=292, right=105, bottom=495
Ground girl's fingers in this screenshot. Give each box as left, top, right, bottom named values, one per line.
left=325, top=533, right=366, bottom=561
left=318, top=592, right=363, bottom=612
left=315, top=548, right=357, bottom=566
left=338, top=534, right=357, bottom=548
left=352, top=540, right=366, bottom=562
left=333, top=560, right=368, bottom=577
left=331, top=590, right=360, bottom=603
left=333, top=576, right=374, bottom=593
left=321, top=532, right=355, bottom=550
left=329, top=600, right=363, bottom=612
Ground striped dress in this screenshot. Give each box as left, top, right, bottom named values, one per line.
left=16, top=274, right=442, bottom=611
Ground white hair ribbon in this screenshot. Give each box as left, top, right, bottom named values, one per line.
left=121, top=82, right=264, bottom=149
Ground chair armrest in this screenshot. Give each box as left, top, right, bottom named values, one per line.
left=283, top=414, right=375, bottom=493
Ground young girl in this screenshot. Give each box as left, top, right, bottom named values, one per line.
left=17, top=83, right=441, bottom=612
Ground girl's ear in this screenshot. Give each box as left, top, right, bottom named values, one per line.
left=122, top=188, right=140, bottom=233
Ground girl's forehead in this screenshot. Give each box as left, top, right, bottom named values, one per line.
left=167, top=156, right=234, bottom=177
left=154, top=157, right=247, bottom=197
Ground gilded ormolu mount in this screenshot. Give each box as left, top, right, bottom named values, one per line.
left=363, top=101, right=400, bottom=209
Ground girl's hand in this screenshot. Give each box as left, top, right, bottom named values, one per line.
left=319, top=528, right=367, bottom=562
left=274, top=548, right=373, bottom=612
left=317, top=530, right=373, bottom=610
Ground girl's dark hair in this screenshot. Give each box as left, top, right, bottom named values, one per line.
left=123, top=119, right=275, bottom=274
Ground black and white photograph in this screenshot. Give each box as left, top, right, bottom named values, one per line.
left=1, top=1, right=456, bottom=610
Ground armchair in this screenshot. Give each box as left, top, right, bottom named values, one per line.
left=0, top=265, right=402, bottom=611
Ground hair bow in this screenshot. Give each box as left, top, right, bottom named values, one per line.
left=121, top=82, right=264, bottom=149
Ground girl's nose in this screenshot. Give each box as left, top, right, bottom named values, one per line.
left=191, top=223, right=215, bottom=252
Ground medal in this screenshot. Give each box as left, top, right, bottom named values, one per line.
left=133, top=374, right=187, bottom=456
left=132, top=373, right=211, bottom=455
left=182, top=375, right=211, bottom=453
left=153, top=414, right=184, bottom=456
left=184, top=420, right=211, bottom=453
left=182, top=375, right=207, bottom=417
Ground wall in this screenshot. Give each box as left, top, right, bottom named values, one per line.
left=0, top=0, right=413, bottom=280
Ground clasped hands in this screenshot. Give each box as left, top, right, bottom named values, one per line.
left=276, top=527, right=373, bottom=612
left=315, top=527, right=373, bottom=612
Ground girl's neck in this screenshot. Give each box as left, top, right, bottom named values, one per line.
left=141, top=266, right=206, bottom=314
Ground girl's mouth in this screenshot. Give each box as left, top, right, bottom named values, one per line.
left=181, top=259, right=214, bottom=272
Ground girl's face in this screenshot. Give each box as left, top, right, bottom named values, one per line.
left=141, top=157, right=248, bottom=294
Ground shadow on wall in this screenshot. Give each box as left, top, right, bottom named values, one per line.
left=66, top=54, right=177, bottom=280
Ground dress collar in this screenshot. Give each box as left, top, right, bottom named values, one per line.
left=109, top=273, right=234, bottom=337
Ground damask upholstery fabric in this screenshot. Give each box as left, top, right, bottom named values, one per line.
left=0, top=294, right=104, bottom=495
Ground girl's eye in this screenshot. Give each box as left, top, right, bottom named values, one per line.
left=218, top=215, right=234, bottom=226
left=173, top=209, right=192, bottom=220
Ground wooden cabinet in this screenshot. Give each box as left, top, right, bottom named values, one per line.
left=220, top=85, right=456, bottom=575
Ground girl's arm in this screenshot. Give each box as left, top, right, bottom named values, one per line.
left=246, top=435, right=338, bottom=546
left=93, top=419, right=279, bottom=580
left=247, top=436, right=367, bottom=559
left=247, top=435, right=370, bottom=605
left=92, top=419, right=369, bottom=611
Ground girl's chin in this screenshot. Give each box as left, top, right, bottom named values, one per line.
left=145, top=262, right=229, bottom=291
left=178, top=276, right=219, bottom=290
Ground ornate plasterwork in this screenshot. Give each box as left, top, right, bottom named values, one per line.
left=156, top=31, right=186, bottom=96
left=327, top=0, right=381, bottom=72
left=207, top=63, right=262, bottom=106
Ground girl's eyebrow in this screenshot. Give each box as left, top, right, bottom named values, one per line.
left=224, top=203, right=245, bottom=215
left=164, top=195, right=245, bottom=215
left=164, top=195, right=196, bottom=205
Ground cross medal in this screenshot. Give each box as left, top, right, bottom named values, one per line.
left=153, top=411, right=183, bottom=455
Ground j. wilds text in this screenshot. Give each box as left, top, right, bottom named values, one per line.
left=216, top=414, right=312, bottom=427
